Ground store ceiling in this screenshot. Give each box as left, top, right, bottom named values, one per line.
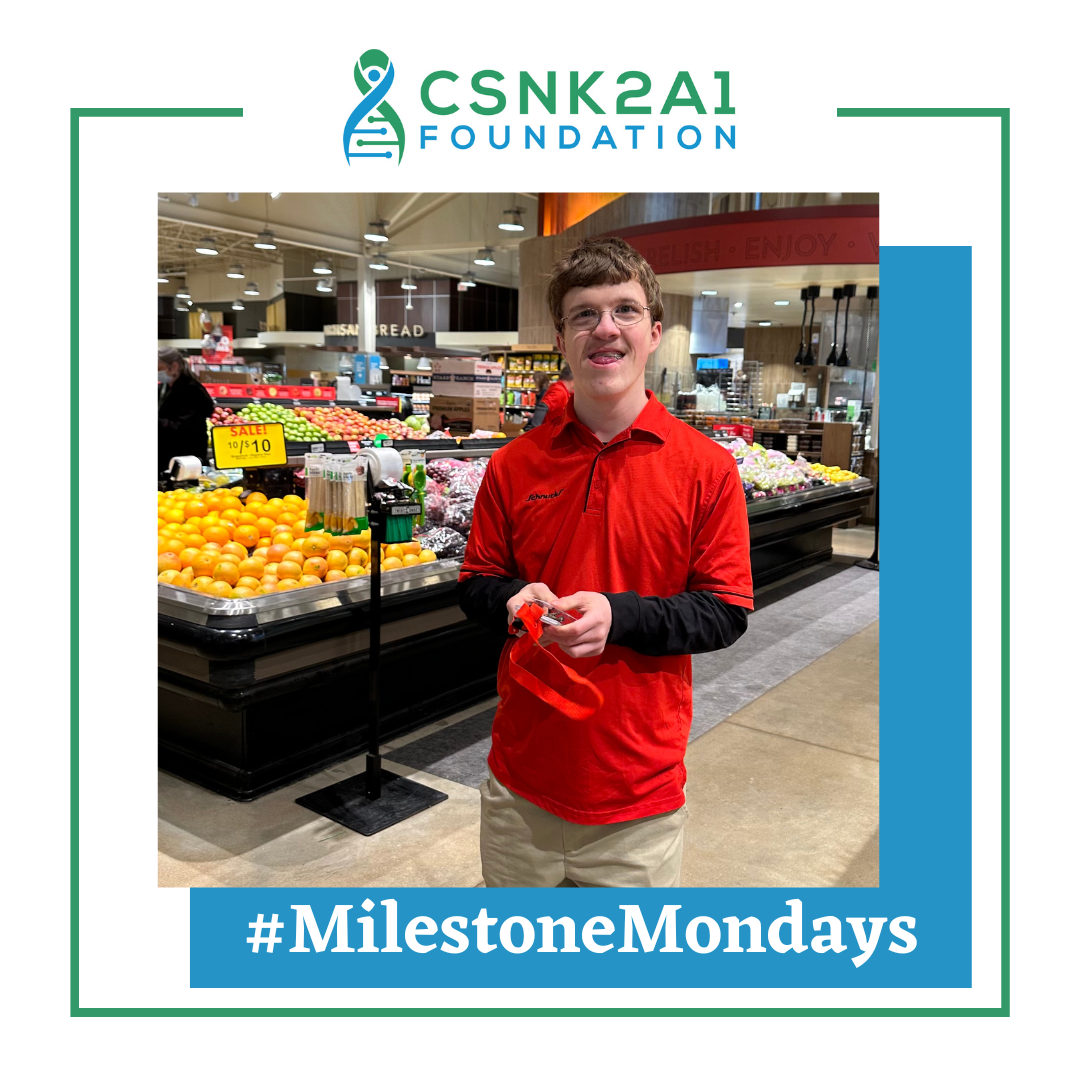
left=657, top=264, right=880, bottom=329
left=157, top=192, right=537, bottom=291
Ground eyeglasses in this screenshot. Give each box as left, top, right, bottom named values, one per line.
left=559, top=302, right=649, bottom=333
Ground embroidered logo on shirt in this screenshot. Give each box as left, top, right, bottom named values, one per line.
left=527, top=489, right=564, bottom=502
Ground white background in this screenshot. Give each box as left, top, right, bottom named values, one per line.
left=1, top=0, right=1071, bottom=1072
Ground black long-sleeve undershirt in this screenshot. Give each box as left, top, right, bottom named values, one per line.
left=458, top=574, right=748, bottom=655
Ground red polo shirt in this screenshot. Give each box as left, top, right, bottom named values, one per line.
left=538, top=378, right=570, bottom=422
left=460, top=390, right=753, bottom=825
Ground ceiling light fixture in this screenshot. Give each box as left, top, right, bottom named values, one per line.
left=316, top=277, right=333, bottom=293
left=368, top=257, right=389, bottom=270
left=701, top=289, right=718, bottom=296
left=733, top=301, right=743, bottom=309
left=837, top=284, right=856, bottom=368
left=794, top=289, right=809, bottom=365
left=188, top=194, right=199, bottom=208
left=254, top=230, right=277, bottom=250
left=759, top=321, right=772, bottom=327
left=804, top=286, right=820, bottom=364
left=825, top=287, right=843, bottom=365
left=195, top=237, right=218, bottom=256
left=401, top=277, right=417, bottom=290
left=365, top=220, right=390, bottom=243
left=474, top=248, right=496, bottom=266
left=270, top=192, right=282, bottom=199
left=176, top=288, right=191, bottom=300
left=226, top=264, right=244, bottom=279
left=244, top=281, right=260, bottom=296
left=158, top=275, right=170, bottom=284
left=498, top=206, right=525, bottom=231
left=312, top=259, right=333, bottom=275
left=459, top=272, right=477, bottom=289
left=231, top=299, right=245, bottom=311
left=773, top=299, right=790, bottom=306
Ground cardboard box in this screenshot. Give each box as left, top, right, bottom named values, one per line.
left=431, top=357, right=504, bottom=376
left=430, top=394, right=500, bottom=432
left=431, top=373, right=503, bottom=398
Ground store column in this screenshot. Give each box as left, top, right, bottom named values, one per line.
left=356, top=256, right=376, bottom=354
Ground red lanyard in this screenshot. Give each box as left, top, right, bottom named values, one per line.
left=507, top=602, right=605, bottom=720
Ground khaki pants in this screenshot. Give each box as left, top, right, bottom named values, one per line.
left=480, top=772, right=687, bottom=888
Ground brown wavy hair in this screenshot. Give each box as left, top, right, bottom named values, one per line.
left=546, top=235, right=664, bottom=330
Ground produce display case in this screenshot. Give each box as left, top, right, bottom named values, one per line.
left=159, top=436, right=874, bottom=800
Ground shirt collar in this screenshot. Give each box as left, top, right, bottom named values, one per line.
left=550, top=389, right=672, bottom=448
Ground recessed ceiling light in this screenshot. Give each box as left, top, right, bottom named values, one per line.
left=254, top=230, right=277, bottom=250
left=312, top=259, right=333, bottom=275
left=498, top=207, right=525, bottom=231
left=244, top=281, right=260, bottom=296
left=701, top=290, right=718, bottom=296
left=475, top=248, right=496, bottom=266
left=226, top=264, right=244, bottom=279
left=733, top=302, right=743, bottom=309
left=195, top=237, right=219, bottom=256
left=773, top=300, right=790, bottom=306
left=365, top=221, right=389, bottom=243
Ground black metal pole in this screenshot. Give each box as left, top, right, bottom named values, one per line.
left=365, top=495, right=384, bottom=799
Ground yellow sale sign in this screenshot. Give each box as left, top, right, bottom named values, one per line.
left=211, top=423, right=288, bottom=468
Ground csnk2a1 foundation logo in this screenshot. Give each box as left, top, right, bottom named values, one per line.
left=345, top=53, right=736, bottom=162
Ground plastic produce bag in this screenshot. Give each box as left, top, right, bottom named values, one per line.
left=414, top=527, right=467, bottom=560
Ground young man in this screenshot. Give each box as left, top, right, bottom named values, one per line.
left=459, top=236, right=753, bottom=887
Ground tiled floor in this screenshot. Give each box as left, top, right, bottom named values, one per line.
left=159, top=528, right=879, bottom=889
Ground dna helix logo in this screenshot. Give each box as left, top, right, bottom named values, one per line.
left=343, top=48, right=406, bottom=165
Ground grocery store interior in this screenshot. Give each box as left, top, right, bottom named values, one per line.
left=157, top=191, right=880, bottom=888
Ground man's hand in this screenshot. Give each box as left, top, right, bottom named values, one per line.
left=540, top=591, right=612, bottom=658
left=506, top=582, right=560, bottom=634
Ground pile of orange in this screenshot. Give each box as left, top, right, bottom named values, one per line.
left=158, top=486, right=437, bottom=598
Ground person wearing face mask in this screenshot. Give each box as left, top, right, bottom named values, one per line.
left=158, top=346, right=215, bottom=473
left=459, top=236, right=753, bottom=888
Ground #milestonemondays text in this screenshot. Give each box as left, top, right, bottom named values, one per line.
left=246, top=898, right=917, bottom=969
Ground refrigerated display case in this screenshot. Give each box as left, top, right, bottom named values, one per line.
left=158, top=436, right=874, bottom=800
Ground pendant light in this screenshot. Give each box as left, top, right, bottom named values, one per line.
left=254, top=193, right=277, bottom=249
left=313, top=258, right=332, bottom=275
left=226, top=264, right=245, bottom=279
left=231, top=299, right=245, bottom=311
left=194, top=236, right=218, bottom=256
left=803, top=285, right=820, bottom=365
left=474, top=248, right=496, bottom=266
left=498, top=206, right=525, bottom=231
left=244, top=281, right=260, bottom=296
left=794, top=288, right=809, bottom=364
left=364, top=220, right=390, bottom=242
left=825, top=287, right=842, bottom=365
left=837, top=284, right=855, bottom=367
left=316, top=277, right=333, bottom=293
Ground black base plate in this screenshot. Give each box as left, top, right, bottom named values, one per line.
left=296, top=769, right=448, bottom=836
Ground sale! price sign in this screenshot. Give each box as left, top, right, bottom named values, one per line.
left=211, top=423, right=288, bottom=469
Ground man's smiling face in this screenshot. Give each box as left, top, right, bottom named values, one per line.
left=555, top=279, right=662, bottom=402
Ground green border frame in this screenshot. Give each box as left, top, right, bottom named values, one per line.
left=70, top=106, right=1009, bottom=1017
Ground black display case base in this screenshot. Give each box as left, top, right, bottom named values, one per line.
left=296, top=769, right=448, bottom=835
